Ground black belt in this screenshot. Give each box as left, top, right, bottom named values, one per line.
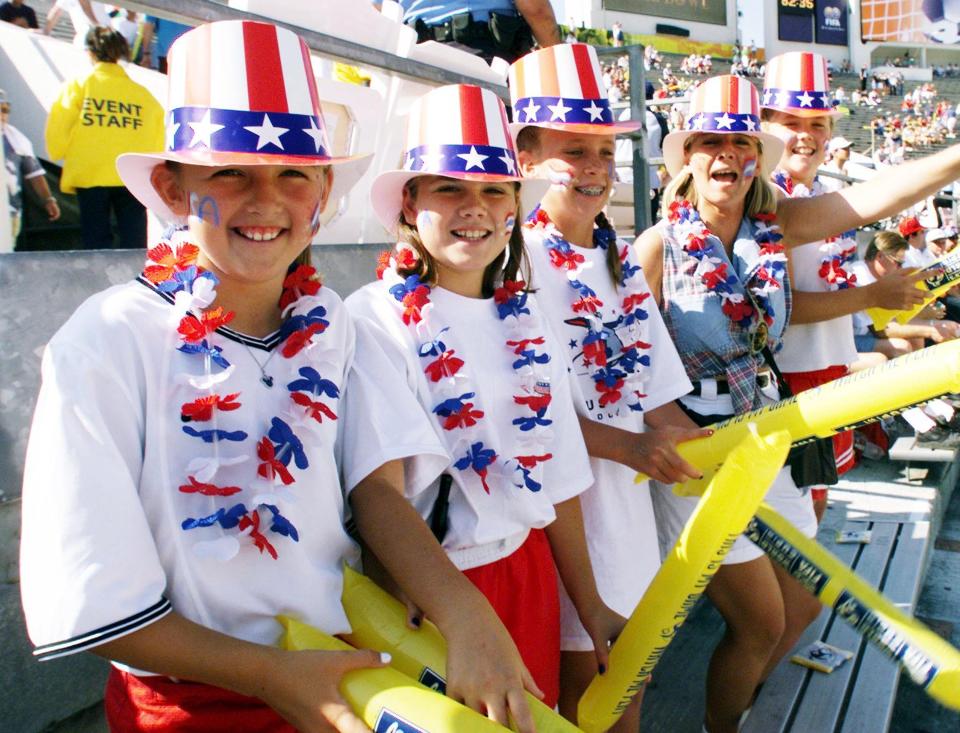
left=689, top=371, right=774, bottom=396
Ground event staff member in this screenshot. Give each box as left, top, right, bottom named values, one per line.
left=45, top=27, right=163, bottom=248
left=399, top=0, right=560, bottom=62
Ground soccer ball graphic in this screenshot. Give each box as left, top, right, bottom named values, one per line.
left=925, top=0, right=960, bottom=44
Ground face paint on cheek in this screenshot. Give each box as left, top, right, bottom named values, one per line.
left=503, top=213, right=516, bottom=236
left=309, top=201, right=322, bottom=237
left=546, top=164, right=575, bottom=188
left=416, top=210, right=434, bottom=232
left=743, top=158, right=757, bottom=179
left=189, top=192, right=221, bottom=226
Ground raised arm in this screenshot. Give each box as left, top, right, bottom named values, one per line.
left=777, top=145, right=960, bottom=246
left=515, top=0, right=561, bottom=48
left=789, top=267, right=928, bottom=324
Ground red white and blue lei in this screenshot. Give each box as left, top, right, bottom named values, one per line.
left=377, top=247, right=554, bottom=493
left=773, top=171, right=857, bottom=291
left=666, top=199, right=787, bottom=331
left=524, top=206, right=651, bottom=413
left=143, top=235, right=339, bottom=561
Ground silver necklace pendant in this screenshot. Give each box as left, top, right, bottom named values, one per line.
left=260, top=373, right=274, bottom=388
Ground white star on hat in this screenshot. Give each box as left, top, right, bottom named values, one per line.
left=498, top=151, right=516, bottom=174
left=187, top=110, right=224, bottom=149
left=583, top=100, right=605, bottom=122
left=301, top=117, right=327, bottom=153
left=716, top=113, right=734, bottom=130
left=548, top=99, right=572, bottom=121
left=458, top=145, right=488, bottom=171
left=166, top=120, right=181, bottom=150
left=245, top=114, right=289, bottom=150
left=691, top=114, right=706, bottom=130
left=776, top=91, right=791, bottom=108
left=762, top=90, right=774, bottom=105
left=418, top=150, right=446, bottom=171
left=817, top=92, right=830, bottom=108
left=797, top=91, right=815, bottom=107
left=523, top=99, right=542, bottom=122
left=744, top=117, right=757, bottom=131
left=403, top=155, right=417, bottom=171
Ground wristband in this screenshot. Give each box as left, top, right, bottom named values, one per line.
left=45, top=197, right=57, bottom=204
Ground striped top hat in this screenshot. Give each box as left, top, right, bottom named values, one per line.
left=370, top=84, right=548, bottom=233
left=662, top=75, right=784, bottom=177
left=508, top=43, right=641, bottom=136
left=117, top=20, right=372, bottom=223
left=761, top=52, right=841, bottom=118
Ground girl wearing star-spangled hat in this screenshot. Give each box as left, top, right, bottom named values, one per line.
left=760, top=51, right=927, bottom=524
left=508, top=41, right=711, bottom=731
left=21, top=20, right=531, bottom=732
left=349, top=82, right=624, bottom=718
left=635, top=72, right=960, bottom=733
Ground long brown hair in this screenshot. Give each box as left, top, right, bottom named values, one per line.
left=395, top=178, right=532, bottom=297
left=516, top=125, right=622, bottom=286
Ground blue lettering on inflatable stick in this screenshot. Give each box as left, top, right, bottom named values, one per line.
left=374, top=709, right=429, bottom=733
left=418, top=666, right=447, bottom=693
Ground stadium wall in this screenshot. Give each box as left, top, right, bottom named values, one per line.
left=568, top=0, right=738, bottom=46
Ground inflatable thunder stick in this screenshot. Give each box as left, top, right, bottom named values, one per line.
left=577, top=428, right=791, bottom=733
left=867, top=249, right=960, bottom=330
left=278, top=616, right=512, bottom=732
left=340, top=567, right=582, bottom=733
left=635, top=340, right=960, bottom=495
left=746, top=505, right=960, bottom=711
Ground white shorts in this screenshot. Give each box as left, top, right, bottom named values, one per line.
left=650, top=390, right=817, bottom=565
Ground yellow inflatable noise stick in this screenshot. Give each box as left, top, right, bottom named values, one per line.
left=745, top=505, right=960, bottom=712
left=340, top=566, right=582, bottom=732
left=635, top=340, right=960, bottom=495
left=577, top=428, right=790, bottom=733
left=278, top=615, right=512, bottom=732
left=867, top=249, right=960, bottom=330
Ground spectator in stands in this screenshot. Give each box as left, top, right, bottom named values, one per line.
left=0, top=0, right=38, bottom=29
left=1, top=88, right=60, bottom=242
left=398, top=0, right=560, bottom=63
left=611, top=19, right=622, bottom=47
left=819, top=136, right=852, bottom=193
left=43, top=0, right=109, bottom=46
left=45, top=27, right=163, bottom=248
left=851, top=231, right=957, bottom=359
left=898, top=215, right=928, bottom=262
left=110, top=7, right=138, bottom=49
left=139, top=14, right=191, bottom=73
left=643, top=43, right=661, bottom=71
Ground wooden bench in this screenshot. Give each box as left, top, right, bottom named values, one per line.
left=641, top=456, right=958, bottom=733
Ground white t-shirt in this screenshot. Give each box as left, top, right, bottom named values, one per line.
left=850, top=259, right=876, bottom=335
left=20, top=277, right=446, bottom=665
left=347, top=279, right=593, bottom=571
left=776, top=181, right=859, bottom=372
left=55, top=0, right=110, bottom=45
left=904, top=244, right=937, bottom=269
left=524, top=228, right=691, bottom=618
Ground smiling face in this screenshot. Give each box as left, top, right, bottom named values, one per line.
left=762, top=111, right=831, bottom=187
left=151, top=162, right=331, bottom=292
left=684, top=132, right=761, bottom=209
left=401, top=175, right=519, bottom=297
left=518, top=128, right=616, bottom=224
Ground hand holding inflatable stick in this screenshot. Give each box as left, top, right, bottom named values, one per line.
left=746, top=505, right=960, bottom=712
left=635, top=340, right=960, bottom=495
left=868, top=249, right=960, bottom=330
left=339, top=567, right=583, bottom=732
left=577, top=428, right=790, bottom=733
left=279, top=616, right=514, bottom=732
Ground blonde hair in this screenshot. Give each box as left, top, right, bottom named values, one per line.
left=660, top=135, right=777, bottom=219
left=865, top=230, right=907, bottom=262
left=396, top=178, right=531, bottom=297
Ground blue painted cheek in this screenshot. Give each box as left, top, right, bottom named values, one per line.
left=189, top=192, right=221, bottom=226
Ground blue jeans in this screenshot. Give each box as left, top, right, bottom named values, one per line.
left=75, top=186, right=147, bottom=249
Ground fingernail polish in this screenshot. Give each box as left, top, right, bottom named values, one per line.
left=599, top=664, right=606, bottom=674
left=411, top=616, right=422, bottom=627
left=380, top=652, right=392, bottom=664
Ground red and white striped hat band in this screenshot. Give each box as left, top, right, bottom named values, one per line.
left=761, top=52, right=836, bottom=115
left=509, top=43, right=617, bottom=126
left=684, top=75, right=762, bottom=133
left=165, top=20, right=332, bottom=159
left=402, top=85, right=519, bottom=177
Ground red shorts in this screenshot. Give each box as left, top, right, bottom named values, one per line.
left=781, top=365, right=857, bottom=476
left=462, top=528, right=560, bottom=709
left=105, top=668, right=293, bottom=733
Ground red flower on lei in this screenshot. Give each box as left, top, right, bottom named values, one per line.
left=181, top=393, right=242, bottom=422
left=143, top=242, right=199, bottom=284
left=279, top=265, right=322, bottom=310
left=177, top=306, right=234, bottom=343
